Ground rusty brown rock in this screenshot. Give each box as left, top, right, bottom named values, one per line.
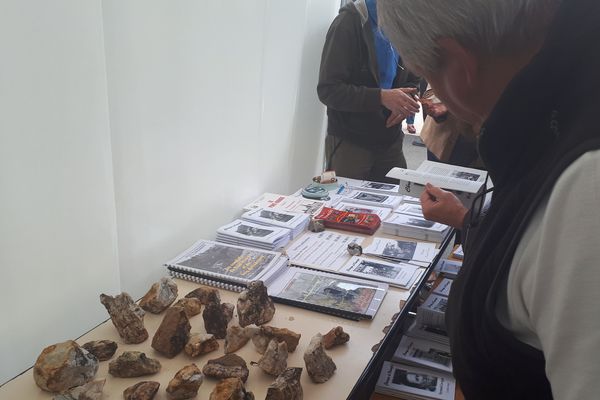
left=209, top=377, right=255, bottom=400
left=139, top=277, right=178, bottom=314
left=252, top=326, right=301, bottom=354
left=33, top=340, right=99, bottom=393
left=81, top=340, right=118, bottom=361
left=52, top=379, right=105, bottom=400
left=172, top=297, right=203, bottom=317
left=108, top=351, right=161, bottom=378
left=303, top=334, right=336, bottom=383
left=224, top=326, right=259, bottom=354
left=166, top=363, right=204, bottom=400
left=236, top=281, right=275, bottom=327
left=321, top=326, right=350, bottom=349
left=257, top=339, right=288, bottom=376
left=202, top=354, right=249, bottom=382
left=185, top=286, right=221, bottom=305
left=203, top=301, right=234, bottom=339
left=151, top=306, right=191, bottom=358
left=265, top=368, right=303, bottom=400
left=185, top=333, right=220, bottom=357
left=100, top=292, right=148, bottom=344
left=123, top=381, right=160, bottom=400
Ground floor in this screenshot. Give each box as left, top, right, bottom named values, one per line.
left=402, top=108, right=427, bottom=169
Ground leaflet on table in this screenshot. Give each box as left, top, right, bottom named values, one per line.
left=341, top=189, right=403, bottom=209
left=241, top=208, right=309, bottom=238
left=434, top=259, right=462, bottom=278
left=432, top=278, right=453, bottom=297
left=243, top=193, right=324, bottom=215
left=392, top=336, right=453, bottom=373
left=416, top=294, right=448, bottom=329
left=342, top=179, right=401, bottom=195
left=383, top=213, right=449, bottom=234
left=364, top=237, right=438, bottom=263
left=339, top=256, right=424, bottom=289
left=396, top=203, right=425, bottom=217
left=329, top=201, right=392, bottom=220
left=376, top=361, right=455, bottom=400
left=285, top=231, right=364, bottom=273
left=216, top=220, right=290, bottom=248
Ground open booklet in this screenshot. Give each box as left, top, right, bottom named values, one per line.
left=165, top=239, right=387, bottom=320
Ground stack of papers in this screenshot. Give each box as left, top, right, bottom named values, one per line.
left=376, top=361, right=455, bottom=400
left=241, top=208, right=309, bottom=240
left=216, top=219, right=291, bottom=250
left=341, top=189, right=403, bottom=209
left=363, top=238, right=438, bottom=266
left=382, top=213, right=450, bottom=242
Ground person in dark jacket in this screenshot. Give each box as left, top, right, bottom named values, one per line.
left=317, top=0, right=421, bottom=183
left=380, top=0, right=600, bottom=399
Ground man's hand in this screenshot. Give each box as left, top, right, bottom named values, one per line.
left=381, top=88, right=420, bottom=128
left=421, top=98, right=448, bottom=122
left=420, top=183, right=469, bottom=229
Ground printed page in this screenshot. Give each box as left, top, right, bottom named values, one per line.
left=340, top=256, right=423, bottom=288
left=384, top=213, right=449, bottom=233
left=364, top=237, right=438, bottom=263
left=387, top=168, right=482, bottom=193
left=376, top=361, right=455, bottom=400
left=241, top=208, right=308, bottom=230
left=217, top=220, right=289, bottom=245
left=393, top=336, right=453, bottom=373
left=333, top=201, right=392, bottom=220
left=243, top=193, right=324, bottom=215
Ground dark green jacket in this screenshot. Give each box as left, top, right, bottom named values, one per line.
left=317, top=0, right=420, bottom=147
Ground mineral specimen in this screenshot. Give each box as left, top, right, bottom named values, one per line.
left=321, top=326, right=350, bottom=349
left=303, top=334, right=336, bottom=383
left=166, top=364, right=204, bottom=400
left=172, top=297, right=203, bottom=317
left=123, top=381, right=160, bottom=400
left=203, top=301, right=234, bottom=339
left=33, top=340, right=99, bottom=393
left=81, top=340, right=118, bottom=361
left=139, top=277, right=178, bottom=314
left=265, top=368, right=303, bottom=400
left=209, top=377, right=255, bottom=400
left=308, top=219, right=325, bottom=233
left=252, top=326, right=301, bottom=354
left=224, top=326, right=259, bottom=354
left=237, top=281, right=275, bottom=327
left=185, top=286, right=221, bottom=304
left=52, top=379, right=105, bottom=400
left=185, top=333, right=220, bottom=357
left=108, top=351, right=161, bottom=378
left=202, top=354, right=250, bottom=382
left=100, top=292, right=148, bottom=344
left=151, top=306, right=191, bottom=357
left=257, top=339, right=288, bottom=376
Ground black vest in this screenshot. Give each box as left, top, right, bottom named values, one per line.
left=447, top=0, right=600, bottom=398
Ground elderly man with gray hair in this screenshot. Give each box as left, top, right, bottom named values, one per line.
left=378, top=1, right=600, bottom=399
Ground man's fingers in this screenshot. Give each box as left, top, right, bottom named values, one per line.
left=386, top=112, right=405, bottom=128
left=400, top=87, right=418, bottom=94
left=425, top=183, right=447, bottom=199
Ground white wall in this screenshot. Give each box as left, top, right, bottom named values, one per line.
left=0, top=0, right=120, bottom=384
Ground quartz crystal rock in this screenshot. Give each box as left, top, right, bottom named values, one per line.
left=108, top=351, right=161, bottom=378
left=166, top=364, right=204, bottom=400
left=185, top=287, right=221, bottom=305
left=257, top=339, right=288, bottom=376
left=52, top=379, right=105, bottom=400
left=202, top=354, right=250, bottom=382
left=265, top=368, right=303, bottom=400
left=100, top=292, right=148, bottom=344
left=33, top=340, right=99, bottom=393
left=303, top=334, right=336, bottom=383
left=81, top=340, right=118, bottom=361
left=185, top=333, right=220, bottom=357
left=172, top=297, right=203, bottom=317
left=321, top=326, right=350, bottom=349
left=151, top=306, right=191, bottom=358
left=237, top=281, right=275, bottom=327
left=252, top=326, right=301, bottom=354
left=203, top=301, right=234, bottom=339
left=123, top=381, right=160, bottom=400
left=209, top=377, right=255, bottom=400
left=224, top=326, right=259, bottom=354
left=139, top=277, right=178, bottom=314
left=308, top=219, right=325, bottom=233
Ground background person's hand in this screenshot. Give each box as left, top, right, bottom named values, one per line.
left=381, top=87, right=420, bottom=116
left=420, top=183, right=469, bottom=229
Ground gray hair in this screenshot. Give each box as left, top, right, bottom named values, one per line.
left=378, top=0, right=560, bottom=72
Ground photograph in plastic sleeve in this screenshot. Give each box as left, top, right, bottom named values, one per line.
left=376, top=361, right=455, bottom=400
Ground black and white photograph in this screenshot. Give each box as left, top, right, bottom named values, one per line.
left=392, top=369, right=438, bottom=392
left=352, top=259, right=401, bottom=279
left=259, top=209, right=294, bottom=222
left=405, top=217, right=436, bottom=228
left=354, top=192, right=388, bottom=203
left=451, top=171, right=480, bottom=181
left=364, top=182, right=396, bottom=190
left=236, top=224, right=273, bottom=237
left=383, top=240, right=417, bottom=260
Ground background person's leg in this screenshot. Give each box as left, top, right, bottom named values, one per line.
left=369, top=135, right=407, bottom=183
left=325, top=135, right=374, bottom=180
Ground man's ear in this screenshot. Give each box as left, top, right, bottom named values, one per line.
left=437, top=37, right=479, bottom=96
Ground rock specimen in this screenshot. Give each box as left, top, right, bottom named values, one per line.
left=308, top=218, right=325, bottom=233
left=123, top=381, right=160, bottom=400
left=139, top=277, right=178, bottom=313
left=185, top=286, right=221, bottom=305
left=166, top=363, right=204, bottom=400
left=203, top=301, right=234, bottom=339
left=257, top=339, right=288, bottom=376
left=265, top=368, right=303, bottom=400
left=237, top=281, right=275, bottom=327
left=33, top=340, right=99, bottom=393
left=209, top=377, right=255, bottom=400
left=185, top=333, right=220, bottom=357
left=321, top=326, right=350, bottom=349
left=108, top=351, right=161, bottom=378
left=81, top=340, right=118, bottom=361
left=100, top=292, right=148, bottom=344
left=225, top=326, right=259, bottom=354
left=202, top=354, right=249, bottom=382
left=151, top=306, right=191, bottom=357
left=52, top=379, right=105, bottom=400
left=252, top=326, right=301, bottom=354
left=303, top=334, right=336, bottom=383
left=172, top=297, right=203, bottom=317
